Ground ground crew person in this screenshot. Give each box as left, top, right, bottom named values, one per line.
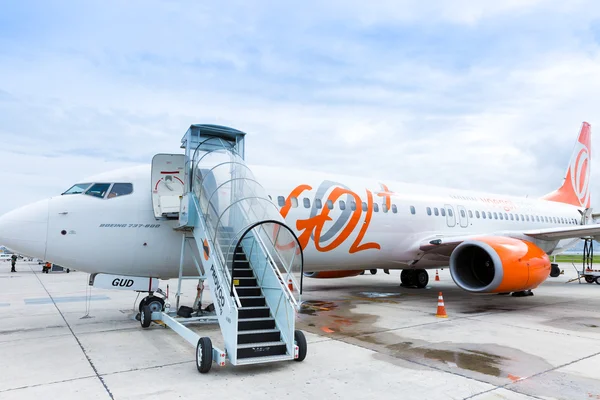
left=43, top=262, right=51, bottom=274
left=10, top=254, right=17, bottom=272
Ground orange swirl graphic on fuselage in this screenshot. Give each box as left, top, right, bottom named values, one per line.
left=279, top=181, right=382, bottom=253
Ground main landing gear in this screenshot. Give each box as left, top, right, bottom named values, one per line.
left=400, top=269, right=429, bottom=289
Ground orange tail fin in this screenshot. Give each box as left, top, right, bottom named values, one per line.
left=542, top=122, right=591, bottom=208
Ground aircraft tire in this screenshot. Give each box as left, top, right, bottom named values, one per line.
left=585, top=276, right=595, bottom=284
left=139, top=296, right=165, bottom=313
left=294, top=330, right=307, bottom=362
left=595, top=277, right=600, bottom=285
left=415, top=269, right=429, bottom=288
left=140, top=305, right=152, bottom=328
left=196, top=337, right=213, bottom=373
left=400, top=270, right=411, bottom=286
left=550, top=264, right=561, bottom=278
left=370, top=269, right=377, bottom=275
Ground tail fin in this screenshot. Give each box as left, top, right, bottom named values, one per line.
left=542, top=122, right=591, bottom=208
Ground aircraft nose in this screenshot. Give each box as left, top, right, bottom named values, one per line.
left=0, top=199, right=49, bottom=259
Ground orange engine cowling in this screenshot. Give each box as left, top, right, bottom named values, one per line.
left=449, top=236, right=550, bottom=293
left=303, top=270, right=364, bottom=279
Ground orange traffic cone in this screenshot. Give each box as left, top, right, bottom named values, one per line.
left=288, top=279, right=294, bottom=291
left=436, top=292, right=448, bottom=318
left=435, top=270, right=440, bottom=281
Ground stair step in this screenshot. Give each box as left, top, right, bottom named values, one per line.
left=238, top=317, right=275, bottom=331
left=238, top=306, right=270, bottom=319
left=236, top=287, right=262, bottom=297
left=238, top=296, right=266, bottom=307
left=237, top=329, right=281, bottom=344
left=235, top=354, right=293, bottom=365
left=237, top=341, right=287, bottom=359
left=234, top=277, right=257, bottom=286
left=232, top=269, right=254, bottom=278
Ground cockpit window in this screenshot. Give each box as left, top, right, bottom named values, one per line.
left=85, top=183, right=112, bottom=198
left=62, top=183, right=92, bottom=195
left=107, top=183, right=133, bottom=199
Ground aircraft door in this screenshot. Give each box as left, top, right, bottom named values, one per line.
left=445, top=204, right=456, bottom=227
left=151, top=154, right=186, bottom=219
left=457, top=205, right=469, bottom=228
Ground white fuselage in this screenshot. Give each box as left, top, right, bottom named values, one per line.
left=0, top=164, right=582, bottom=279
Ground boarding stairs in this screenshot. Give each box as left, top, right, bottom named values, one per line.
left=146, top=124, right=305, bottom=373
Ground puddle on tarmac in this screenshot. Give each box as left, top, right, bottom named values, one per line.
left=348, top=331, right=553, bottom=384
left=422, top=348, right=508, bottom=377
left=297, top=298, right=380, bottom=336
left=460, top=305, right=518, bottom=314
left=543, top=317, right=600, bottom=332
left=299, top=300, right=338, bottom=316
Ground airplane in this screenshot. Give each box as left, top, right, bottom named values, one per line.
left=1, top=121, right=599, bottom=312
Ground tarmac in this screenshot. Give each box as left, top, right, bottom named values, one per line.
left=1, top=261, right=599, bottom=400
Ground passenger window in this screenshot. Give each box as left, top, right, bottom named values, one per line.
left=526, top=215, right=530, bottom=221
left=499, top=213, right=504, bottom=220
left=427, top=207, right=432, bottom=216
left=504, top=213, right=508, bottom=220
left=475, top=211, right=480, bottom=218
left=303, top=198, right=310, bottom=208
left=482, top=211, right=487, bottom=219
left=410, top=206, right=416, bottom=215
left=362, top=202, right=368, bottom=211
left=107, top=183, right=133, bottom=198
left=441, top=208, right=446, bottom=217
left=326, top=199, right=334, bottom=210
left=373, top=203, right=379, bottom=212
left=339, top=200, right=346, bottom=210
left=468, top=210, right=473, bottom=218
left=493, top=212, right=498, bottom=219
left=434, top=208, right=439, bottom=216
left=382, top=203, right=388, bottom=213
left=536, top=216, right=540, bottom=222
left=290, top=197, right=298, bottom=208
left=510, top=214, right=514, bottom=221
left=448, top=208, right=453, bottom=217
left=460, top=210, right=466, bottom=218
left=315, top=199, right=322, bottom=209
left=277, top=196, right=285, bottom=207
left=351, top=201, right=356, bottom=211
left=392, top=204, right=398, bottom=214
left=85, top=183, right=112, bottom=199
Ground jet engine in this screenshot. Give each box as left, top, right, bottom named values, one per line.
left=449, top=236, right=550, bottom=293
left=303, top=270, right=364, bottom=279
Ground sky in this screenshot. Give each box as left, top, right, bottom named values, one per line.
left=1, top=1, right=600, bottom=215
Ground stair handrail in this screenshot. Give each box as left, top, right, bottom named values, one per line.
left=190, top=194, right=242, bottom=309
left=251, top=225, right=299, bottom=308
left=255, top=223, right=303, bottom=295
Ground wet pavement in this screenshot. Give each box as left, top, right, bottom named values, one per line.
left=1, top=262, right=599, bottom=399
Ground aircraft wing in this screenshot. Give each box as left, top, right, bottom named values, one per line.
left=418, top=224, right=600, bottom=260
left=522, top=224, right=600, bottom=241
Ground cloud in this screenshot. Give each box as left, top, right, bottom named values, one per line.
left=1, top=1, right=600, bottom=216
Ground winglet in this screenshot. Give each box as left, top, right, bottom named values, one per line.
left=542, top=122, right=591, bottom=208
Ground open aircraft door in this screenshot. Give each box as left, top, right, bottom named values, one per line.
left=151, top=154, right=185, bottom=219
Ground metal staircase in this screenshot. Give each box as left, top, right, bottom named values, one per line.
left=142, top=124, right=306, bottom=373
